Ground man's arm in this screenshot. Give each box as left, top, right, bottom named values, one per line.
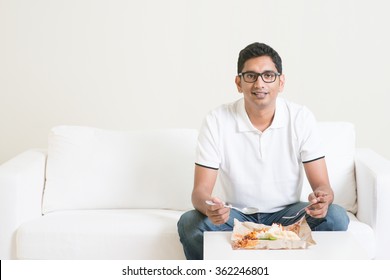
left=192, top=164, right=230, bottom=224
left=303, top=158, right=334, bottom=218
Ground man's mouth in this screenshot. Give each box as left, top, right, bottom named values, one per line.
left=252, top=91, right=268, bottom=98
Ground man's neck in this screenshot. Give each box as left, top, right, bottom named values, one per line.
left=245, top=104, right=275, bottom=132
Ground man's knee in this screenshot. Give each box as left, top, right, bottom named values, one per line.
left=325, top=204, right=350, bottom=231
left=315, top=204, right=349, bottom=231
left=178, top=210, right=199, bottom=235
left=178, top=209, right=208, bottom=239
left=309, top=204, right=349, bottom=231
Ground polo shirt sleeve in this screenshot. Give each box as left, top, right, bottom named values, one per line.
left=195, top=112, right=221, bottom=170
left=297, top=107, right=325, bottom=163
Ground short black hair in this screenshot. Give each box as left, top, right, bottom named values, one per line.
left=237, top=42, right=282, bottom=74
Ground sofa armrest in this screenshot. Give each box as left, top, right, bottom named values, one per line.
left=0, top=149, right=46, bottom=259
left=355, top=148, right=390, bottom=259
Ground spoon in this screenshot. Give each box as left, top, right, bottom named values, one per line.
left=205, top=200, right=260, bottom=215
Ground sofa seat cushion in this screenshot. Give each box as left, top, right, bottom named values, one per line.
left=16, top=209, right=186, bottom=260
left=347, top=212, right=375, bottom=259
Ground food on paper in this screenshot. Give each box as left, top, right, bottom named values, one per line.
left=244, top=223, right=301, bottom=241
left=231, top=218, right=316, bottom=250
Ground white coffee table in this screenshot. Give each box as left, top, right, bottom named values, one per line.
left=204, top=231, right=370, bottom=260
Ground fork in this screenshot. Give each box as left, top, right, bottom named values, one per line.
left=282, top=202, right=316, bottom=219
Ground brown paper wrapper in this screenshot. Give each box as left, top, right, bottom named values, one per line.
left=231, top=217, right=316, bottom=250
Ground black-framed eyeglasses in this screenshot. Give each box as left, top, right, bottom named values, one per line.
left=238, top=71, right=281, bottom=83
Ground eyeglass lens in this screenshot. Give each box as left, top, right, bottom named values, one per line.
left=242, top=71, right=278, bottom=83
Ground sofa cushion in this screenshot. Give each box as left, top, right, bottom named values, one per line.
left=347, top=212, right=375, bottom=259
left=42, top=126, right=197, bottom=213
left=16, top=209, right=186, bottom=259
left=300, top=122, right=357, bottom=214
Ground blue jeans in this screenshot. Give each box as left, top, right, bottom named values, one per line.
left=177, top=202, right=349, bottom=260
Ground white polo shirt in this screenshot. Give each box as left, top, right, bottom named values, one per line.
left=196, top=97, right=324, bottom=213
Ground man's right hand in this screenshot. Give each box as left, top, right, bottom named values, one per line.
left=205, top=197, right=230, bottom=225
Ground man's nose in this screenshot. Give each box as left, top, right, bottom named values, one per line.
left=254, top=75, right=265, bottom=87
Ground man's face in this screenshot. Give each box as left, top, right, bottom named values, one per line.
left=235, top=56, right=285, bottom=111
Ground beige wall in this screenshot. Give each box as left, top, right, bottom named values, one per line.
left=1, top=0, right=389, bottom=164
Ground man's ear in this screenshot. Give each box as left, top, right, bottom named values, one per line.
left=235, top=75, right=242, bottom=93
left=279, top=74, right=285, bottom=92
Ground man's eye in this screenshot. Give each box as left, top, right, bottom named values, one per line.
left=263, top=72, right=275, bottom=79
left=246, top=73, right=256, bottom=79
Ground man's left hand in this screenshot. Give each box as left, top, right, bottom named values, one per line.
left=306, top=191, right=332, bottom=218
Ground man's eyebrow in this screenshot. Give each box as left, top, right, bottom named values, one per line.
left=243, top=69, right=276, bottom=73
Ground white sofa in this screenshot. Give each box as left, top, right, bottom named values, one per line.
left=0, top=123, right=390, bottom=259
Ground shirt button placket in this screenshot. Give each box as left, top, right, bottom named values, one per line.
left=258, top=132, right=263, bottom=159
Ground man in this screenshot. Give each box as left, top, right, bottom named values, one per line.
left=177, top=42, right=349, bottom=260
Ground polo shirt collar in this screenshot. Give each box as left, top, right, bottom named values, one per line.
left=236, top=97, right=286, bottom=132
